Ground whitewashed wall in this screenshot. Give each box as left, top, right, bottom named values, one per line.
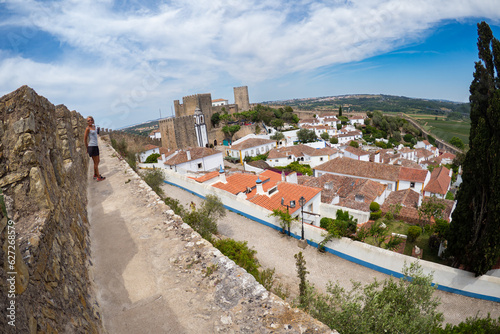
left=319, top=202, right=370, bottom=225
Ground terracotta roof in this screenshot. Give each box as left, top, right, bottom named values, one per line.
left=423, top=140, right=431, bottom=145
left=344, top=146, right=369, bottom=156
left=393, top=159, right=422, bottom=169
left=383, top=188, right=420, bottom=208
left=246, top=160, right=271, bottom=170
left=212, top=173, right=265, bottom=195
left=143, top=144, right=159, bottom=152
left=248, top=182, right=321, bottom=215
left=398, top=147, right=413, bottom=153
left=298, top=173, right=386, bottom=211
left=415, top=148, right=434, bottom=159
left=302, top=124, right=331, bottom=130
left=423, top=166, right=451, bottom=195
left=349, top=115, right=364, bottom=120
left=164, top=147, right=220, bottom=165
left=308, top=147, right=339, bottom=156
left=299, top=118, right=318, bottom=124
left=212, top=98, right=227, bottom=102
left=190, top=171, right=220, bottom=183
left=398, top=167, right=428, bottom=182
left=315, top=157, right=400, bottom=181
left=267, top=144, right=316, bottom=159
left=229, top=138, right=275, bottom=151
left=159, top=147, right=171, bottom=156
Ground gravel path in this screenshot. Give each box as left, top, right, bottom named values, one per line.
left=161, top=181, right=500, bottom=326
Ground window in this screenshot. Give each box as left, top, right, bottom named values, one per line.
left=198, top=163, right=202, bottom=169
left=320, top=157, right=323, bottom=161
left=388, top=184, right=392, bottom=191
left=251, top=149, right=254, bottom=155
left=410, top=182, right=415, bottom=188
left=275, top=160, right=278, bottom=162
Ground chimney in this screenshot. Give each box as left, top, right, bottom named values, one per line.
left=281, top=171, right=286, bottom=182
left=218, top=165, right=227, bottom=184
left=256, top=177, right=264, bottom=195
left=186, top=150, right=191, bottom=161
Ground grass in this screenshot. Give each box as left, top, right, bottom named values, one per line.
left=410, top=116, right=470, bottom=146
left=364, top=220, right=446, bottom=264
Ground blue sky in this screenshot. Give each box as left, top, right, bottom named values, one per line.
left=1, top=1, right=499, bottom=129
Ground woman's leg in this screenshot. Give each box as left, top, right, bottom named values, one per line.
left=92, top=155, right=100, bottom=177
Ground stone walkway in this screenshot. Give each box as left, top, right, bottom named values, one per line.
left=88, top=138, right=332, bottom=334
left=160, top=179, right=500, bottom=326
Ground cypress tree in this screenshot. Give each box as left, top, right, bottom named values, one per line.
left=446, top=22, right=500, bottom=276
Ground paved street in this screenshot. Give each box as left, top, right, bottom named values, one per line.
left=161, top=181, right=500, bottom=326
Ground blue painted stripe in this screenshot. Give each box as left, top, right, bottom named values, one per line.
left=163, top=179, right=500, bottom=303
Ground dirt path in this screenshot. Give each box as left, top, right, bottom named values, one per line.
left=160, top=182, right=500, bottom=326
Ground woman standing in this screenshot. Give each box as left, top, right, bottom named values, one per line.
left=84, top=116, right=105, bottom=181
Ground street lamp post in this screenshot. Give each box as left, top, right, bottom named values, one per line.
left=299, top=196, right=306, bottom=240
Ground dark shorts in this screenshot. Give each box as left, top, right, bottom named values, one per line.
left=87, top=146, right=99, bottom=157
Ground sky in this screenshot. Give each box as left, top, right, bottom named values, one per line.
left=1, top=1, right=500, bottom=130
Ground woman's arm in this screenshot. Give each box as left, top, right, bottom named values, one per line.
left=84, top=127, right=89, bottom=147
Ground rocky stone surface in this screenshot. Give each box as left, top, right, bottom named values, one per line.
left=0, top=86, right=103, bottom=333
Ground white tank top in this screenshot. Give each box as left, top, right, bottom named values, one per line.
left=88, top=128, right=98, bottom=146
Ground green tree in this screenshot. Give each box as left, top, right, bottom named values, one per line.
left=142, top=169, right=164, bottom=197
left=418, top=196, right=446, bottom=233
left=338, top=106, right=343, bottom=117
left=330, top=136, right=338, bottom=144
left=320, top=132, right=329, bottom=141
left=145, top=153, right=161, bottom=163
left=297, top=128, right=318, bottom=143
left=269, top=207, right=298, bottom=234
left=294, top=252, right=309, bottom=309
left=211, top=112, right=220, bottom=127
left=270, top=131, right=285, bottom=142
left=349, top=141, right=359, bottom=148
left=446, top=22, right=500, bottom=276
left=307, top=262, right=443, bottom=334
left=222, top=124, right=241, bottom=142
left=271, top=118, right=284, bottom=130
left=449, top=136, right=465, bottom=150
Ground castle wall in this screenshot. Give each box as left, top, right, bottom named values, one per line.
left=182, top=95, right=199, bottom=117
left=0, top=86, right=103, bottom=333
left=174, top=100, right=183, bottom=118
left=234, top=86, right=250, bottom=112
left=159, top=118, right=178, bottom=150
left=174, top=116, right=198, bottom=148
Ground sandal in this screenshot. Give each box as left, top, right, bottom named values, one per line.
left=96, top=176, right=106, bottom=182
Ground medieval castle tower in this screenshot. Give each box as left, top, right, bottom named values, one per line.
left=159, top=86, right=250, bottom=150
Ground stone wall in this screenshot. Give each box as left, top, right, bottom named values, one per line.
left=0, top=86, right=103, bottom=333
left=234, top=86, right=250, bottom=112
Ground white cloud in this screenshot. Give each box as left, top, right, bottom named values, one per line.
left=1, top=0, right=500, bottom=127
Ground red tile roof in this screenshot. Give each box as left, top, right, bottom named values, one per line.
left=212, top=98, right=227, bottom=102
left=398, top=167, right=428, bottom=182
left=229, top=138, right=275, bottom=151
left=267, top=144, right=316, bottom=159
left=212, top=173, right=265, bottom=195
left=143, top=144, right=160, bottom=152
left=190, top=171, right=220, bottom=183
left=248, top=182, right=321, bottom=215
left=308, top=147, right=339, bottom=156
left=298, top=173, right=386, bottom=211
left=344, top=146, right=369, bottom=156
left=423, top=166, right=451, bottom=195
left=315, top=157, right=400, bottom=181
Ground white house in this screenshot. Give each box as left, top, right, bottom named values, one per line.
left=397, top=167, right=430, bottom=194
left=149, top=129, right=161, bottom=140
left=212, top=98, right=228, bottom=106
left=225, top=138, right=276, bottom=164
left=139, top=144, right=161, bottom=163
left=267, top=145, right=339, bottom=168
left=423, top=166, right=452, bottom=199
left=163, top=147, right=223, bottom=173
left=343, top=146, right=370, bottom=161
left=348, top=115, right=365, bottom=125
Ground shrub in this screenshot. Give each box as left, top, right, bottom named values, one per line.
left=145, top=153, right=161, bottom=163
left=438, top=314, right=500, bottom=333
left=330, top=137, right=338, bottom=144
left=370, top=210, right=382, bottom=220
left=369, top=202, right=380, bottom=212
left=214, top=238, right=260, bottom=277
left=407, top=226, right=421, bottom=242
left=164, top=197, right=184, bottom=216
left=126, top=151, right=137, bottom=171
left=320, top=217, right=334, bottom=229
left=428, top=234, right=441, bottom=250
left=142, top=169, right=164, bottom=197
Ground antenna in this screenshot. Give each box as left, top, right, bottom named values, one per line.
left=159, top=108, right=162, bottom=119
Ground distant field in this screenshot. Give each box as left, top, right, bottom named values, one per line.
left=415, top=118, right=471, bottom=145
